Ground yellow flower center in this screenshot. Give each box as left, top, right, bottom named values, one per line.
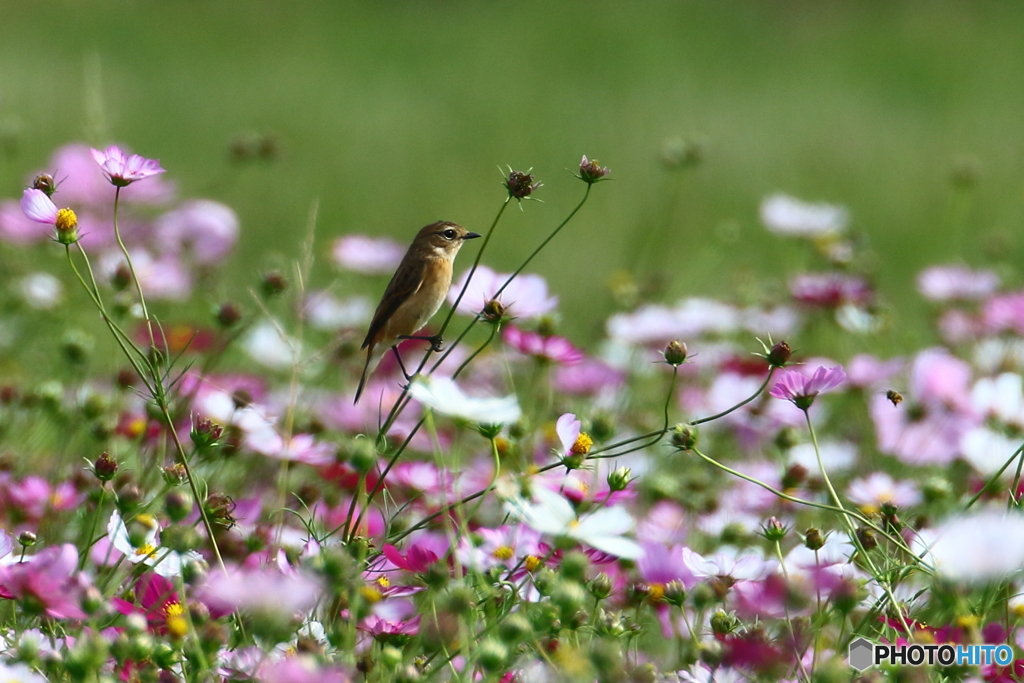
left=492, top=545, right=514, bottom=561
left=376, top=576, right=390, bottom=589
left=524, top=555, right=542, bottom=572
left=55, top=208, right=78, bottom=232
left=134, top=544, right=158, bottom=559
left=648, top=583, right=665, bottom=603
left=571, top=433, right=593, bottom=455
left=360, top=586, right=383, bottom=603
left=165, top=602, right=188, bottom=639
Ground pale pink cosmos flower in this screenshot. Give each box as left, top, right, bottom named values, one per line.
left=503, top=325, right=584, bottom=365
left=606, top=298, right=739, bottom=346
left=555, top=413, right=584, bottom=456
left=0, top=544, right=88, bottom=619
left=0, top=199, right=48, bottom=243
left=90, top=145, right=166, bottom=187
left=790, top=273, right=873, bottom=308
left=769, top=366, right=847, bottom=410
left=682, top=546, right=775, bottom=582
left=200, top=565, right=322, bottom=618
left=917, top=265, right=999, bottom=302
left=99, top=248, right=192, bottom=300
left=846, top=472, right=922, bottom=510
left=258, top=655, right=350, bottom=683
left=48, top=143, right=173, bottom=205
left=245, top=430, right=335, bottom=466
left=982, top=290, right=1024, bottom=336
left=553, top=357, right=626, bottom=395
left=845, top=353, right=904, bottom=389
left=456, top=525, right=543, bottom=573
left=331, top=234, right=405, bottom=275
left=155, top=199, right=239, bottom=265
left=20, top=188, right=60, bottom=225
left=448, top=265, right=558, bottom=320
left=759, top=193, right=849, bottom=237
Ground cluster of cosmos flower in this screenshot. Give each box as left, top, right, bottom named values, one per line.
left=0, top=145, right=1022, bottom=683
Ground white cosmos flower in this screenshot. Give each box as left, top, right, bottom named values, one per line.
left=107, top=510, right=201, bottom=578
left=504, top=485, right=643, bottom=560
left=409, top=376, right=521, bottom=425
left=916, top=509, right=1024, bottom=582
left=760, top=193, right=849, bottom=237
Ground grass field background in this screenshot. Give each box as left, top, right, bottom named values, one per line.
left=1, top=1, right=1022, bottom=361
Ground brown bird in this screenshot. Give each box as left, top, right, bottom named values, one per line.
left=354, top=221, right=481, bottom=403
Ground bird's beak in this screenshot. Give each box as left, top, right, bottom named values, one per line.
left=463, top=232, right=482, bottom=240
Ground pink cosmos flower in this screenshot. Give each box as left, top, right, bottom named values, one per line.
left=0, top=544, right=88, bottom=619
left=769, top=366, right=847, bottom=410
left=917, top=265, right=999, bottom=302
left=553, top=357, right=626, bottom=395
left=503, top=325, right=584, bottom=365
left=331, top=234, right=406, bottom=275
left=20, top=188, right=60, bottom=225
left=90, top=145, right=166, bottom=187
left=200, top=566, right=322, bottom=618
left=245, top=431, right=335, bottom=466
left=155, top=199, right=239, bottom=265
left=448, top=265, right=558, bottom=320
left=790, top=273, right=873, bottom=308
left=0, top=199, right=48, bottom=243
left=846, top=472, right=922, bottom=510
left=258, top=655, right=350, bottom=683
left=606, top=299, right=739, bottom=346
left=983, top=290, right=1024, bottom=337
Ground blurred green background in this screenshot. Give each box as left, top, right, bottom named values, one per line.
left=2, top=1, right=1023, bottom=354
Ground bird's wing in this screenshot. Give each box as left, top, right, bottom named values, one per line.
left=360, top=256, right=427, bottom=349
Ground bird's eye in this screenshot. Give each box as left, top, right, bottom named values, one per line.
left=442, top=229, right=457, bottom=239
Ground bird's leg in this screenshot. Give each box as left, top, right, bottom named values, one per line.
left=391, top=346, right=414, bottom=382
left=398, top=333, right=444, bottom=353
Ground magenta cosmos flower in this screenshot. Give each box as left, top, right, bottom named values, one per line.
left=503, top=325, right=584, bottom=365
left=769, top=366, right=846, bottom=410
left=90, top=145, right=165, bottom=187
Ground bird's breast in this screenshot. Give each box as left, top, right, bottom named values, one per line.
left=382, top=257, right=453, bottom=340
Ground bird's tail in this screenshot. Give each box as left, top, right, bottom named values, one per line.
left=354, top=346, right=381, bottom=404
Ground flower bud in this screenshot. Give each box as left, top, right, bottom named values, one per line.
left=111, top=263, right=133, bottom=291
left=260, top=270, right=288, bottom=298
left=190, top=418, right=223, bottom=449
left=577, top=155, right=610, bottom=184
left=856, top=527, right=877, bottom=552
left=481, top=299, right=507, bottom=324
left=476, top=639, right=508, bottom=672
left=215, top=302, right=241, bottom=328
left=32, top=173, right=56, bottom=197
left=203, top=493, right=236, bottom=528
left=761, top=516, right=788, bottom=542
left=607, top=466, right=632, bottom=493
left=767, top=340, right=792, bottom=368
left=559, top=551, right=590, bottom=583
left=347, top=438, right=377, bottom=474
left=780, top=462, right=807, bottom=489
left=670, top=424, right=697, bottom=451
left=504, top=169, right=541, bottom=200
left=164, top=490, right=194, bottom=523
left=162, top=463, right=187, bottom=486
left=17, top=531, right=36, bottom=548
left=803, top=528, right=825, bottom=551
left=663, top=580, right=687, bottom=607
left=663, top=340, right=688, bottom=366
left=588, top=572, right=613, bottom=600
left=498, top=613, right=533, bottom=645
left=709, top=610, right=739, bottom=636
left=93, top=452, right=118, bottom=482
